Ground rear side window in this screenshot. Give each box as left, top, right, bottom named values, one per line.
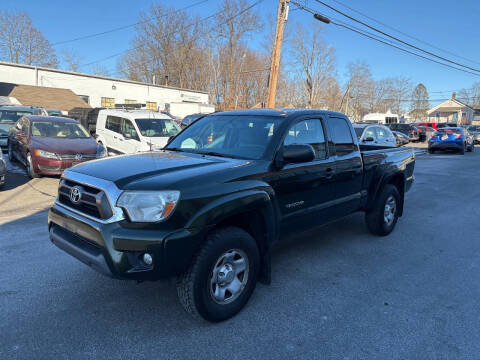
left=284, top=119, right=327, bottom=159
left=106, top=116, right=121, bottom=133
left=328, top=118, right=355, bottom=156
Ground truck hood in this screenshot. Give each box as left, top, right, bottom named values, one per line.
left=68, top=150, right=249, bottom=189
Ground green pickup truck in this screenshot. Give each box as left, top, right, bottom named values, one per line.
left=48, top=109, right=415, bottom=322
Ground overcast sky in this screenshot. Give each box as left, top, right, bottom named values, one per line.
left=4, top=0, right=480, bottom=105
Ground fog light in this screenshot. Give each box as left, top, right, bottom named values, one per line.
left=143, top=253, right=153, bottom=265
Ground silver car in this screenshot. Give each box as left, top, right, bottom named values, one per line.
left=353, top=124, right=397, bottom=147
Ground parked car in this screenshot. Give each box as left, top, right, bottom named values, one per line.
left=0, top=105, right=47, bottom=152
left=428, top=127, right=474, bottom=154
left=8, top=116, right=106, bottom=178
left=392, top=131, right=410, bottom=146
left=95, top=109, right=181, bottom=154
left=180, top=113, right=206, bottom=129
left=353, top=123, right=396, bottom=147
left=47, top=109, right=63, bottom=116
left=49, top=109, right=415, bottom=322
left=466, top=125, right=480, bottom=144
left=386, top=123, right=420, bottom=142
left=436, top=123, right=458, bottom=129
left=0, top=149, right=6, bottom=188
left=417, top=125, right=436, bottom=141
left=416, top=122, right=440, bottom=130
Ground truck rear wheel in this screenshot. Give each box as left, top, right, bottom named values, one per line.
left=366, top=184, right=400, bottom=236
left=176, top=227, right=260, bottom=322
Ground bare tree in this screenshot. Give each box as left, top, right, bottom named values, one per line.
left=0, top=10, right=57, bottom=67
left=62, top=49, right=82, bottom=72
left=410, top=83, right=430, bottom=120
left=458, top=82, right=480, bottom=106
left=91, top=64, right=110, bottom=77
left=290, top=23, right=337, bottom=108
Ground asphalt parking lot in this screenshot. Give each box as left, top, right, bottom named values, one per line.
left=1, top=148, right=480, bottom=359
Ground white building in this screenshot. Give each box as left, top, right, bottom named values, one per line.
left=361, top=110, right=399, bottom=124
left=0, top=61, right=214, bottom=117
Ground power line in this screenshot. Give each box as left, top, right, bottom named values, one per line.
left=52, top=0, right=208, bottom=46
left=327, top=0, right=480, bottom=67
left=313, top=0, right=480, bottom=74
left=80, top=0, right=264, bottom=70
left=290, top=1, right=480, bottom=77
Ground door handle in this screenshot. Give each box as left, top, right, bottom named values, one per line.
left=325, top=167, right=334, bottom=179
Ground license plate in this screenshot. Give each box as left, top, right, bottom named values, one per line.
left=441, top=135, right=448, bottom=140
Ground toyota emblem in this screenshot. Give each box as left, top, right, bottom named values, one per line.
left=75, top=154, right=83, bottom=160
left=70, top=186, right=82, bottom=204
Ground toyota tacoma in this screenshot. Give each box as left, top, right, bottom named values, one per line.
left=48, top=109, right=415, bottom=322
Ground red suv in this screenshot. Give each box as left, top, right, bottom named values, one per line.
left=7, top=116, right=106, bottom=178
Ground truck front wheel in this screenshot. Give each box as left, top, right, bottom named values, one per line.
left=176, top=227, right=260, bottom=322
left=366, top=184, right=400, bottom=236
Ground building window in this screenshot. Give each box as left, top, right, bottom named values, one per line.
left=146, top=101, right=157, bottom=110
left=78, top=95, right=90, bottom=104
left=125, top=99, right=137, bottom=105
left=101, top=97, right=115, bottom=108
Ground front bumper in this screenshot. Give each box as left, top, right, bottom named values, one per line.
left=34, top=157, right=92, bottom=175
left=48, top=202, right=206, bottom=280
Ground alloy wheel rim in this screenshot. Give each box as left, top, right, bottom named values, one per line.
left=209, top=249, right=249, bottom=305
left=383, top=195, right=396, bottom=226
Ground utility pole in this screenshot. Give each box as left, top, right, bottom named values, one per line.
left=266, top=0, right=289, bottom=108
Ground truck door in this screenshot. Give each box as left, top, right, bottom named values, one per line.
left=325, top=117, right=363, bottom=216
left=272, top=118, right=337, bottom=235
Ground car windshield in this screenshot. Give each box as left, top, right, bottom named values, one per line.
left=0, top=110, right=32, bottom=134
left=353, top=127, right=365, bottom=138
left=31, top=121, right=90, bottom=138
left=135, top=118, right=180, bottom=137
left=166, top=115, right=283, bottom=160
left=467, top=125, right=480, bottom=132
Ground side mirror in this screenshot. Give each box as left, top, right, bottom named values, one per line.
left=282, top=144, right=315, bottom=164
left=363, top=137, right=374, bottom=142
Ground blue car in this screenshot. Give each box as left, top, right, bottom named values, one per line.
left=428, top=127, right=474, bottom=154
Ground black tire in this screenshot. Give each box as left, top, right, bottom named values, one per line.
left=177, top=227, right=260, bottom=322
left=467, top=143, right=473, bottom=152
left=365, top=184, right=400, bottom=236
left=459, top=144, right=465, bottom=155
left=428, top=148, right=434, bottom=154
left=7, top=141, right=15, bottom=162
left=26, top=152, right=39, bottom=178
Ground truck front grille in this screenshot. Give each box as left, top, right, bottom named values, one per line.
left=58, top=179, right=114, bottom=220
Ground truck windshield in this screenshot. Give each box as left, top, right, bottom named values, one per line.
left=135, top=118, right=180, bottom=137
left=31, top=121, right=91, bottom=138
left=166, top=115, right=283, bottom=160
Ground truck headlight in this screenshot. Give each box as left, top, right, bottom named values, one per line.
left=117, top=191, right=180, bottom=222
left=34, top=149, right=60, bottom=160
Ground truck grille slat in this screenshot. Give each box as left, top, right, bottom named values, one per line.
left=57, top=179, right=113, bottom=220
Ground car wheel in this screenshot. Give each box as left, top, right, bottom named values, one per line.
left=366, top=184, right=400, bottom=236
left=26, top=152, right=39, bottom=178
left=7, top=142, right=15, bottom=162
left=177, top=227, right=260, bottom=322
left=428, top=148, right=434, bottom=154
left=459, top=144, right=465, bottom=155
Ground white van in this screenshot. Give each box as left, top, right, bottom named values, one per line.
left=95, top=109, right=181, bottom=154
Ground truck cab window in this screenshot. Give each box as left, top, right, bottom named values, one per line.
left=284, top=119, right=327, bottom=159
left=328, top=118, right=355, bottom=156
